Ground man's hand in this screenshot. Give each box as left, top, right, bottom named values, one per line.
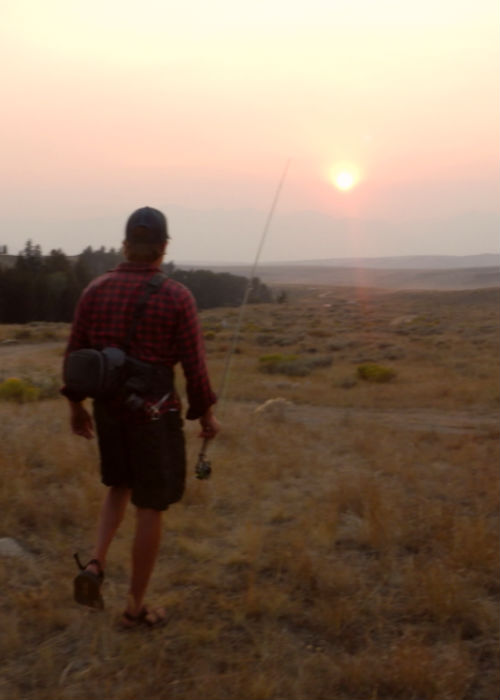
left=69, top=401, right=94, bottom=439
left=198, top=408, right=220, bottom=440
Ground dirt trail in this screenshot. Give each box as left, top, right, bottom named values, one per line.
left=254, top=402, right=499, bottom=436
left=0, top=341, right=63, bottom=357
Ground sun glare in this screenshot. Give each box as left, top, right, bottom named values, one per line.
left=335, top=171, right=355, bottom=190
left=329, top=164, right=360, bottom=192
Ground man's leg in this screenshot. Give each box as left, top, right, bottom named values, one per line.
left=86, top=485, right=131, bottom=575
left=126, top=507, right=163, bottom=616
left=121, top=413, right=182, bottom=622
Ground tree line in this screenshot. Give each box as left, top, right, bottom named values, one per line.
left=0, top=241, right=273, bottom=323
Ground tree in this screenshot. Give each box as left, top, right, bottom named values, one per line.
left=0, top=243, right=273, bottom=323
left=248, top=276, right=273, bottom=304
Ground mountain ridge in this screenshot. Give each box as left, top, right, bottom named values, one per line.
left=177, top=253, right=499, bottom=270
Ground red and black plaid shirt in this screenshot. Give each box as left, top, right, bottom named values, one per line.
left=63, top=262, right=216, bottom=419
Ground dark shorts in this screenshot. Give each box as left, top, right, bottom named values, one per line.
left=93, top=401, right=186, bottom=511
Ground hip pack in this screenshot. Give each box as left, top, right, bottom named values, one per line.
left=63, top=346, right=127, bottom=399
left=63, top=272, right=171, bottom=402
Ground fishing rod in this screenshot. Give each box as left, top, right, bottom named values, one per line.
left=195, top=159, right=291, bottom=479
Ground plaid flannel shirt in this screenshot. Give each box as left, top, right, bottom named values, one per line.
left=63, top=262, right=216, bottom=420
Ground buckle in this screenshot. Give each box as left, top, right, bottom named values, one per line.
left=147, top=391, right=171, bottom=421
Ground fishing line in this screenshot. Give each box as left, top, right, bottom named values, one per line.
left=195, top=159, right=291, bottom=478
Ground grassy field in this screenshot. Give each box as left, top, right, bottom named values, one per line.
left=0, top=285, right=498, bottom=700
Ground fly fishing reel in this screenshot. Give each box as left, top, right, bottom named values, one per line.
left=195, top=439, right=212, bottom=480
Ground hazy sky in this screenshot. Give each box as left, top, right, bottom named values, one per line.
left=1, top=0, right=498, bottom=263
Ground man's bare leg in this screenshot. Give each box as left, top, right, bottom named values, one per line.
left=126, top=507, right=163, bottom=616
left=86, top=485, right=131, bottom=575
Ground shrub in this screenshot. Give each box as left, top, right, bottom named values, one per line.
left=35, top=376, right=61, bottom=399
left=258, top=354, right=310, bottom=377
left=256, top=333, right=301, bottom=347
left=244, top=322, right=262, bottom=332
left=357, top=363, right=396, bottom=383
left=14, top=328, right=33, bottom=341
left=308, top=328, right=331, bottom=338
left=337, top=377, right=358, bottom=389
left=0, top=377, right=40, bottom=402
left=258, top=354, right=332, bottom=377
left=305, top=355, right=332, bottom=369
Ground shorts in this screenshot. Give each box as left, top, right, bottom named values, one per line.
left=93, top=401, right=186, bottom=511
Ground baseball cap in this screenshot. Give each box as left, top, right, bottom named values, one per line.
left=125, top=206, right=169, bottom=244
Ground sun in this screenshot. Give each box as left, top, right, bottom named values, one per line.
left=329, top=164, right=361, bottom=192
left=335, top=171, right=355, bottom=191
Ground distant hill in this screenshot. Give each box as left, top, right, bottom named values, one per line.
left=178, top=253, right=499, bottom=270
left=177, top=257, right=500, bottom=290
left=269, top=254, right=500, bottom=269
left=2, top=251, right=499, bottom=290
left=251, top=265, right=500, bottom=290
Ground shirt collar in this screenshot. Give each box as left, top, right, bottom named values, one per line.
left=116, top=262, right=162, bottom=273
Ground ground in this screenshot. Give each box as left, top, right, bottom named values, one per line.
left=0, top=284, right=498, bottom=700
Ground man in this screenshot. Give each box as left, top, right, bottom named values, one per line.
left=62, top=206, right=219, bottom=628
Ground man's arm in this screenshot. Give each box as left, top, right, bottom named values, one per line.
left=175, top=289, right=218, bottom=425
left=198, top=405, right=220, bottom=440
left=62, top=285, right=95, bottom=436
left=68, top=400, right=94, bottom=439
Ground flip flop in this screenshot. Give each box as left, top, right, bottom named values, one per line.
left=73, top=553, right=104, bottom=610
left=120, top=606, right=167, bottom=630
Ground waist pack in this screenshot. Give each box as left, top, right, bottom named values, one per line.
left=64, top=346, right=127, bottom=399
left=63, top=271, right=171, bottom=403
left=63, top=347, right=173, bottom=401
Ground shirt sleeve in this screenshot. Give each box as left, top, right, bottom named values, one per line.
left=175, top=288, right=217, bottom=420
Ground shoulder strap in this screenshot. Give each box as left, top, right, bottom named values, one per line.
left=123, top=272, right=167, bottom=352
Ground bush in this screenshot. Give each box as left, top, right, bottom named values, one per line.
left=256, top=334, right=300, bottom=347
left=305, top=355, right=333, bottom=369
left=308, top=328, right=330, bottom=338
left=35, top=376, right=61, bottom=399
left=357, top=363, right=396, bottom=383
left=14, top=328, right=33, bottom=341
left=0, top=377, right=40, bottom=402
left=258, top=354, right=332, bottom=377
left=258, top=354, right=309, bottom=377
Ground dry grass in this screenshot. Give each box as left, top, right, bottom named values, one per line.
left=0, top=285, right=498, bottom=699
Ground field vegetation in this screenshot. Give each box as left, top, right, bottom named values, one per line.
left=0, top=285, right=498, bottom=700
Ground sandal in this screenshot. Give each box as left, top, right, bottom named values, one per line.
left=73, top=553, right=104, bottom=610
left=120, top=605, right=167, bottom=630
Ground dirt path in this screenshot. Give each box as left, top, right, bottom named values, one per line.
left=0, top=341, right=63, bottom=357
left=254, top=402, right=499, bottom=436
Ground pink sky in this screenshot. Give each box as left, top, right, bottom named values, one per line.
left=0, top=0, right=498, bottom=262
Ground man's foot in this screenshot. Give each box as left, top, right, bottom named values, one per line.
left=120, top=606, right=167, bottom=629
left=73, top=553, right=104, bottom=609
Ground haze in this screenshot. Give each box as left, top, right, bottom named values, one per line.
left=1, top=0, right=498, bottom=264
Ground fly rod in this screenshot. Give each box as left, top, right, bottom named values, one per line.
left=195, top=159, right=291, bottom=479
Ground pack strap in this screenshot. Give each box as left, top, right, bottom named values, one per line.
left=123, top=272, right=167, bottom=352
